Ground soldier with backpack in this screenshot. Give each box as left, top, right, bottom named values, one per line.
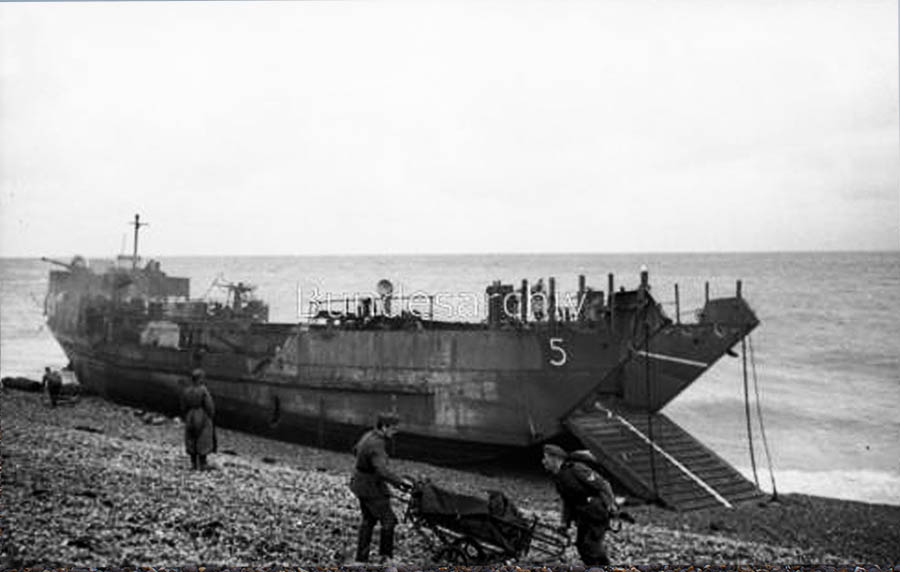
left=542, top=444, right=617, bottom=565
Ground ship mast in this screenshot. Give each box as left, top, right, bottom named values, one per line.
left=130, top=214, right=148, bottom=270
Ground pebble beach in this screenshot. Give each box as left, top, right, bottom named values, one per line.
left=1, top=388, right=898, bottom=569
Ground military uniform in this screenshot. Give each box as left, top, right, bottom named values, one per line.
left=349, top=427, right=407, bottom=562
left=553, top=458, right=616, bottom=565
left=42, top=368, right=63, bottom=407
left=181, top=370, right=216, bottom=470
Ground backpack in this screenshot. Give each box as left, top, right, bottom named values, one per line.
left=567, top=458, right=617, bottom=526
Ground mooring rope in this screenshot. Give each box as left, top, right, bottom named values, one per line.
left=749, top=335, right=778, bottom=500
left=602, top=404, right=732, bottom=509
left=742, top=337, right=760, bottom=488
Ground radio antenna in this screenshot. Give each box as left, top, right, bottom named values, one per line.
left=129, top=214, right=149, bottom=270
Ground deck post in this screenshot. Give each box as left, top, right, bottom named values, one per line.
left=639, top=267, right=649, bottom=306
left=548, top=277, right=557, bottom=324
left=705, top=282, right=710, bottom=305
left=608, top=273, right=615, bottom=330
left=675, top=283, right=681, bottom=324
left=578, top=274, right=586, bottom=321
left=521, top=279, right=529, bottom=323
left=736, top=280, right=742, bottom=299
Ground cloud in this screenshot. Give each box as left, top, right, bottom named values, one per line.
left=1, top=0, right=897, bottom=256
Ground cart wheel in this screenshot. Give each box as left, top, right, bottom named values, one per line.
left=452, top=537, right=486, bottom=564
left=435, top=546, right=467, bottom=565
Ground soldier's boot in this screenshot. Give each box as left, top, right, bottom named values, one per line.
left=355, top=522, right=374, bottom=562
left=199, top=455, right=208, bottom=470
left=576, top=524, right=610, bottom=566
left=379, top=524, right=395, bottom=560
left=191, top=454, right=199, bottom=470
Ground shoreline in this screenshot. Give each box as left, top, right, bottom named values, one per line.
left=1, top=389, right=898, bottom=568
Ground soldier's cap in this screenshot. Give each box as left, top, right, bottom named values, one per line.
left=191, top=368, right=206, bottom=380
left=542, top=444, right=567, bottom=459
left=376, top=412, right=400, bottom=428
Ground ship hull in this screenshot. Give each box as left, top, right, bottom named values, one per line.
left=53, top=295, right=757, bottom=466
left=44, top=260, right=758, bottom=471
left=59, top=341, right=534, bottom=464
left=57, top=323, right=632, bottom=446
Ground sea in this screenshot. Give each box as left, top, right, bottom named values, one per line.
left=2, top=251, right=898, bottom=506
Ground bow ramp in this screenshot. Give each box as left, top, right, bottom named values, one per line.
left=565, top=403, right=762, bottom=511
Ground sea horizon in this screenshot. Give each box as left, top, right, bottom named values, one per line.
left=4, top=247, right=899, bottom=260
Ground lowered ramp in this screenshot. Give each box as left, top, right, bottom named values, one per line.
left=565, top=402, right=762, bottom=511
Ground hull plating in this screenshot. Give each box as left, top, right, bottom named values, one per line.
left=45, top=261, right=759, bottom=465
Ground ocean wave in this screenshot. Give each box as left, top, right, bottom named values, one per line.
left=736, top=466, right=900, bottom=507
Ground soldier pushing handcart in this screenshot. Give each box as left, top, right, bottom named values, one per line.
left=41, top=366, right=80, bottom=407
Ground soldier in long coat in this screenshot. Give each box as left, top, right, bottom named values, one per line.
left=42, top=366, right=63, bottom=407
left=543, top=444, right=617, bottom=565
left=181, top=368, right=216, bottom=470
left=348, top=413, right=411, bottom=563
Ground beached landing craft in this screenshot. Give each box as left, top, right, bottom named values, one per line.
left=43, top=217, right=762, bottom=511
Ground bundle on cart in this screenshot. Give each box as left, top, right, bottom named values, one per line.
left=403, top=480, right=568, bottom=565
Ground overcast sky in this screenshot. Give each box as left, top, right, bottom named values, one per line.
left=1, top=0, right=897, bottom=257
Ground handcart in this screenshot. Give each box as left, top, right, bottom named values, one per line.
left=402, top=480, right=569, bottom=565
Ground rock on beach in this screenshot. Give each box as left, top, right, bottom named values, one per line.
left=1, top=388, right=898, bottom=568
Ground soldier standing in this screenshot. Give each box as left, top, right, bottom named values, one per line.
left=181, top=368, right=216, bottom=470
left=42, top=366, right=63, bottom=407
left=349, top=412, right=411, bottom=564
left=542, top=444, right=617, bottom=565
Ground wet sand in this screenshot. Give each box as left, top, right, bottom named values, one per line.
left=1, top=388, right=898, bottom=568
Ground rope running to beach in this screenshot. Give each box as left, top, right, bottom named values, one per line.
left=749, top=335, right=778, bottom=500
left=742, top=337, right=760, bottom=488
